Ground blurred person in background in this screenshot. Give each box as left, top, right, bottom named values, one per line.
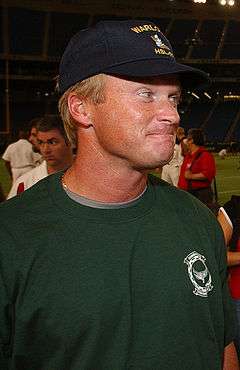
left=2, top=126, right=41, bottom=183
left=161, top=127, right=186, bottom=186
left=219, top=148, right=227, bottom=159
left=177, top=126, right=188, bottom=157
left=7, top=115, right=73, bottom=198
left=178, top=128, right=216, bottom=210
left=28, top=117, right=42, bottom=155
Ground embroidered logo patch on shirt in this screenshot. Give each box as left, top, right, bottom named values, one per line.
left=184, top=251, right=213, bottom=297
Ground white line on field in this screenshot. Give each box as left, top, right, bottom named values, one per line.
left=218, top=190, right=240, bottom=194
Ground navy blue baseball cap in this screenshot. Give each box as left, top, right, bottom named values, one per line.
left=59, top=20, right=210, bottom=94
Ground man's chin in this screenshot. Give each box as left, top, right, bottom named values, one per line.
left=45, top=159, right=56, bottom=165
left=135, top=160, right=168, bottom=172
left=150, top=154, right=174, bottom=169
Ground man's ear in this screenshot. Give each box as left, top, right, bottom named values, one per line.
left=68, top=94, right=92, bottom=127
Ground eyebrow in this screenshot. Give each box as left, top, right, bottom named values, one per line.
left=137, top=81, right=181, bottom=93
left=38, top=137, right=58, bottom=142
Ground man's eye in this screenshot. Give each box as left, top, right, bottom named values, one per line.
left=48, top=140, right=57, bottom=145
left=138, top=91, right=153, bottom=99
left=169, top=95, right=180, bottom=106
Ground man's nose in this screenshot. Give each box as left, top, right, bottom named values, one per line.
left=155, top=100, right=180, bottom=125
left=41, top=143, right=51, bottom=153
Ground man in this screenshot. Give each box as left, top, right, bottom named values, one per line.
left=0, top=20, right=238, bottom=369
left=219, top=148, right=227, bottom=159
left=177, top=125, right=188, bottom=157
left=178, top=128, right=216, bottom=210
left=2, top=126, right=41, bottom=183
left=7, top=115, right=73, bottom=198
left=161, top=127, right=186, bottom=186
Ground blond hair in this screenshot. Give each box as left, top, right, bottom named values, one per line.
left=58, top=74, right=106, bottom=146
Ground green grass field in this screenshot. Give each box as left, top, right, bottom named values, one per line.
left=0, top=159, right=11, bottom=197
left=214, top=154, right=240, bottom=205
left=0, top=155, right=239, bottom=205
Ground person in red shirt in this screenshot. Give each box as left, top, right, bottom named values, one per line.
left=178, top=128, right=216, bottom=209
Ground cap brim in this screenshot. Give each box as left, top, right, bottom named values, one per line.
left=103, top=59, right=210, bottom=90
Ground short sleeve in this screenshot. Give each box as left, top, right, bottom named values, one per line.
left=2, top=146, right=11, bottom=162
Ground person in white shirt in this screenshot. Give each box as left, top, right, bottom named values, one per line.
left=161, top=127, right=186, bottom=186
left=7, top=115, right=73, bottom=199
left=2, top=127, right=41, bottom=183
left=219, top=148, right=227, bottom=159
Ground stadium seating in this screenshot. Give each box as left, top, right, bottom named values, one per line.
left=0, top=4, right=240, bottom=143
left=204, top=101, right=239, bottom=142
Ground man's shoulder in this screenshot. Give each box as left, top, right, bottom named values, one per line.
left=149, top=174, right=216, bottom=220
left=18, top=139, right=32, bottom=150
left=0, top=173, right=57, bottom=218
left=149, top=174, right=189, bottom=202
left=198, top=147, right=214, bottom=157
left=18, top=161, right=47, bottom=183
left=7, top=162, right=48, bottom=199
left=18, top=139, right=29, bottom=145
left=2, top=142, right=14, bottom=157
left=0, top=173, right=63, bottom=250
left=149, top=174, right=187, bottom=196
left=200, top=150, right=215, bottom=166
left=12, top=139, right=25, bottom=147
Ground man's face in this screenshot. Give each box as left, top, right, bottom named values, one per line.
left=88, top=74, right=180, bottom=170
left=37, top=129, right=69, bottom=167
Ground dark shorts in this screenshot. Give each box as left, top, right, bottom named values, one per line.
left=188, top=187, right=219, bottom=214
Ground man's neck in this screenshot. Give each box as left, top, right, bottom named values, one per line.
left=47, top=165, right=57, bottom=175
left=47, top=159, right=72, bottom=175
left=62, top=156, right=148, bottom=204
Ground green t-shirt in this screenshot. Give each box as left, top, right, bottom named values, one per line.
left=0, top=173, right=235, bottom=369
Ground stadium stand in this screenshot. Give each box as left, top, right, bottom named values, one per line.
left=220, top=20, right=240, bottom=59
left=204, top=101, right=240, bottom=143
left=190, top=19, right=225, bottom=59
left=9, top=7, right=45, bottom=55
left=0, top=0, right=240, bottom=145
left=180, top=100, right=214, bottom=132
left=167, top=18, right=198, bottom=58
left=48, top=12, right=89, bottom=57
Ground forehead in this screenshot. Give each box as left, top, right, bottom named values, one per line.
left=30, top=127, right=37, bottom=135
left=105, top=74, right=181, bottom=89
left=37, top=128, right=63, bottom=140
